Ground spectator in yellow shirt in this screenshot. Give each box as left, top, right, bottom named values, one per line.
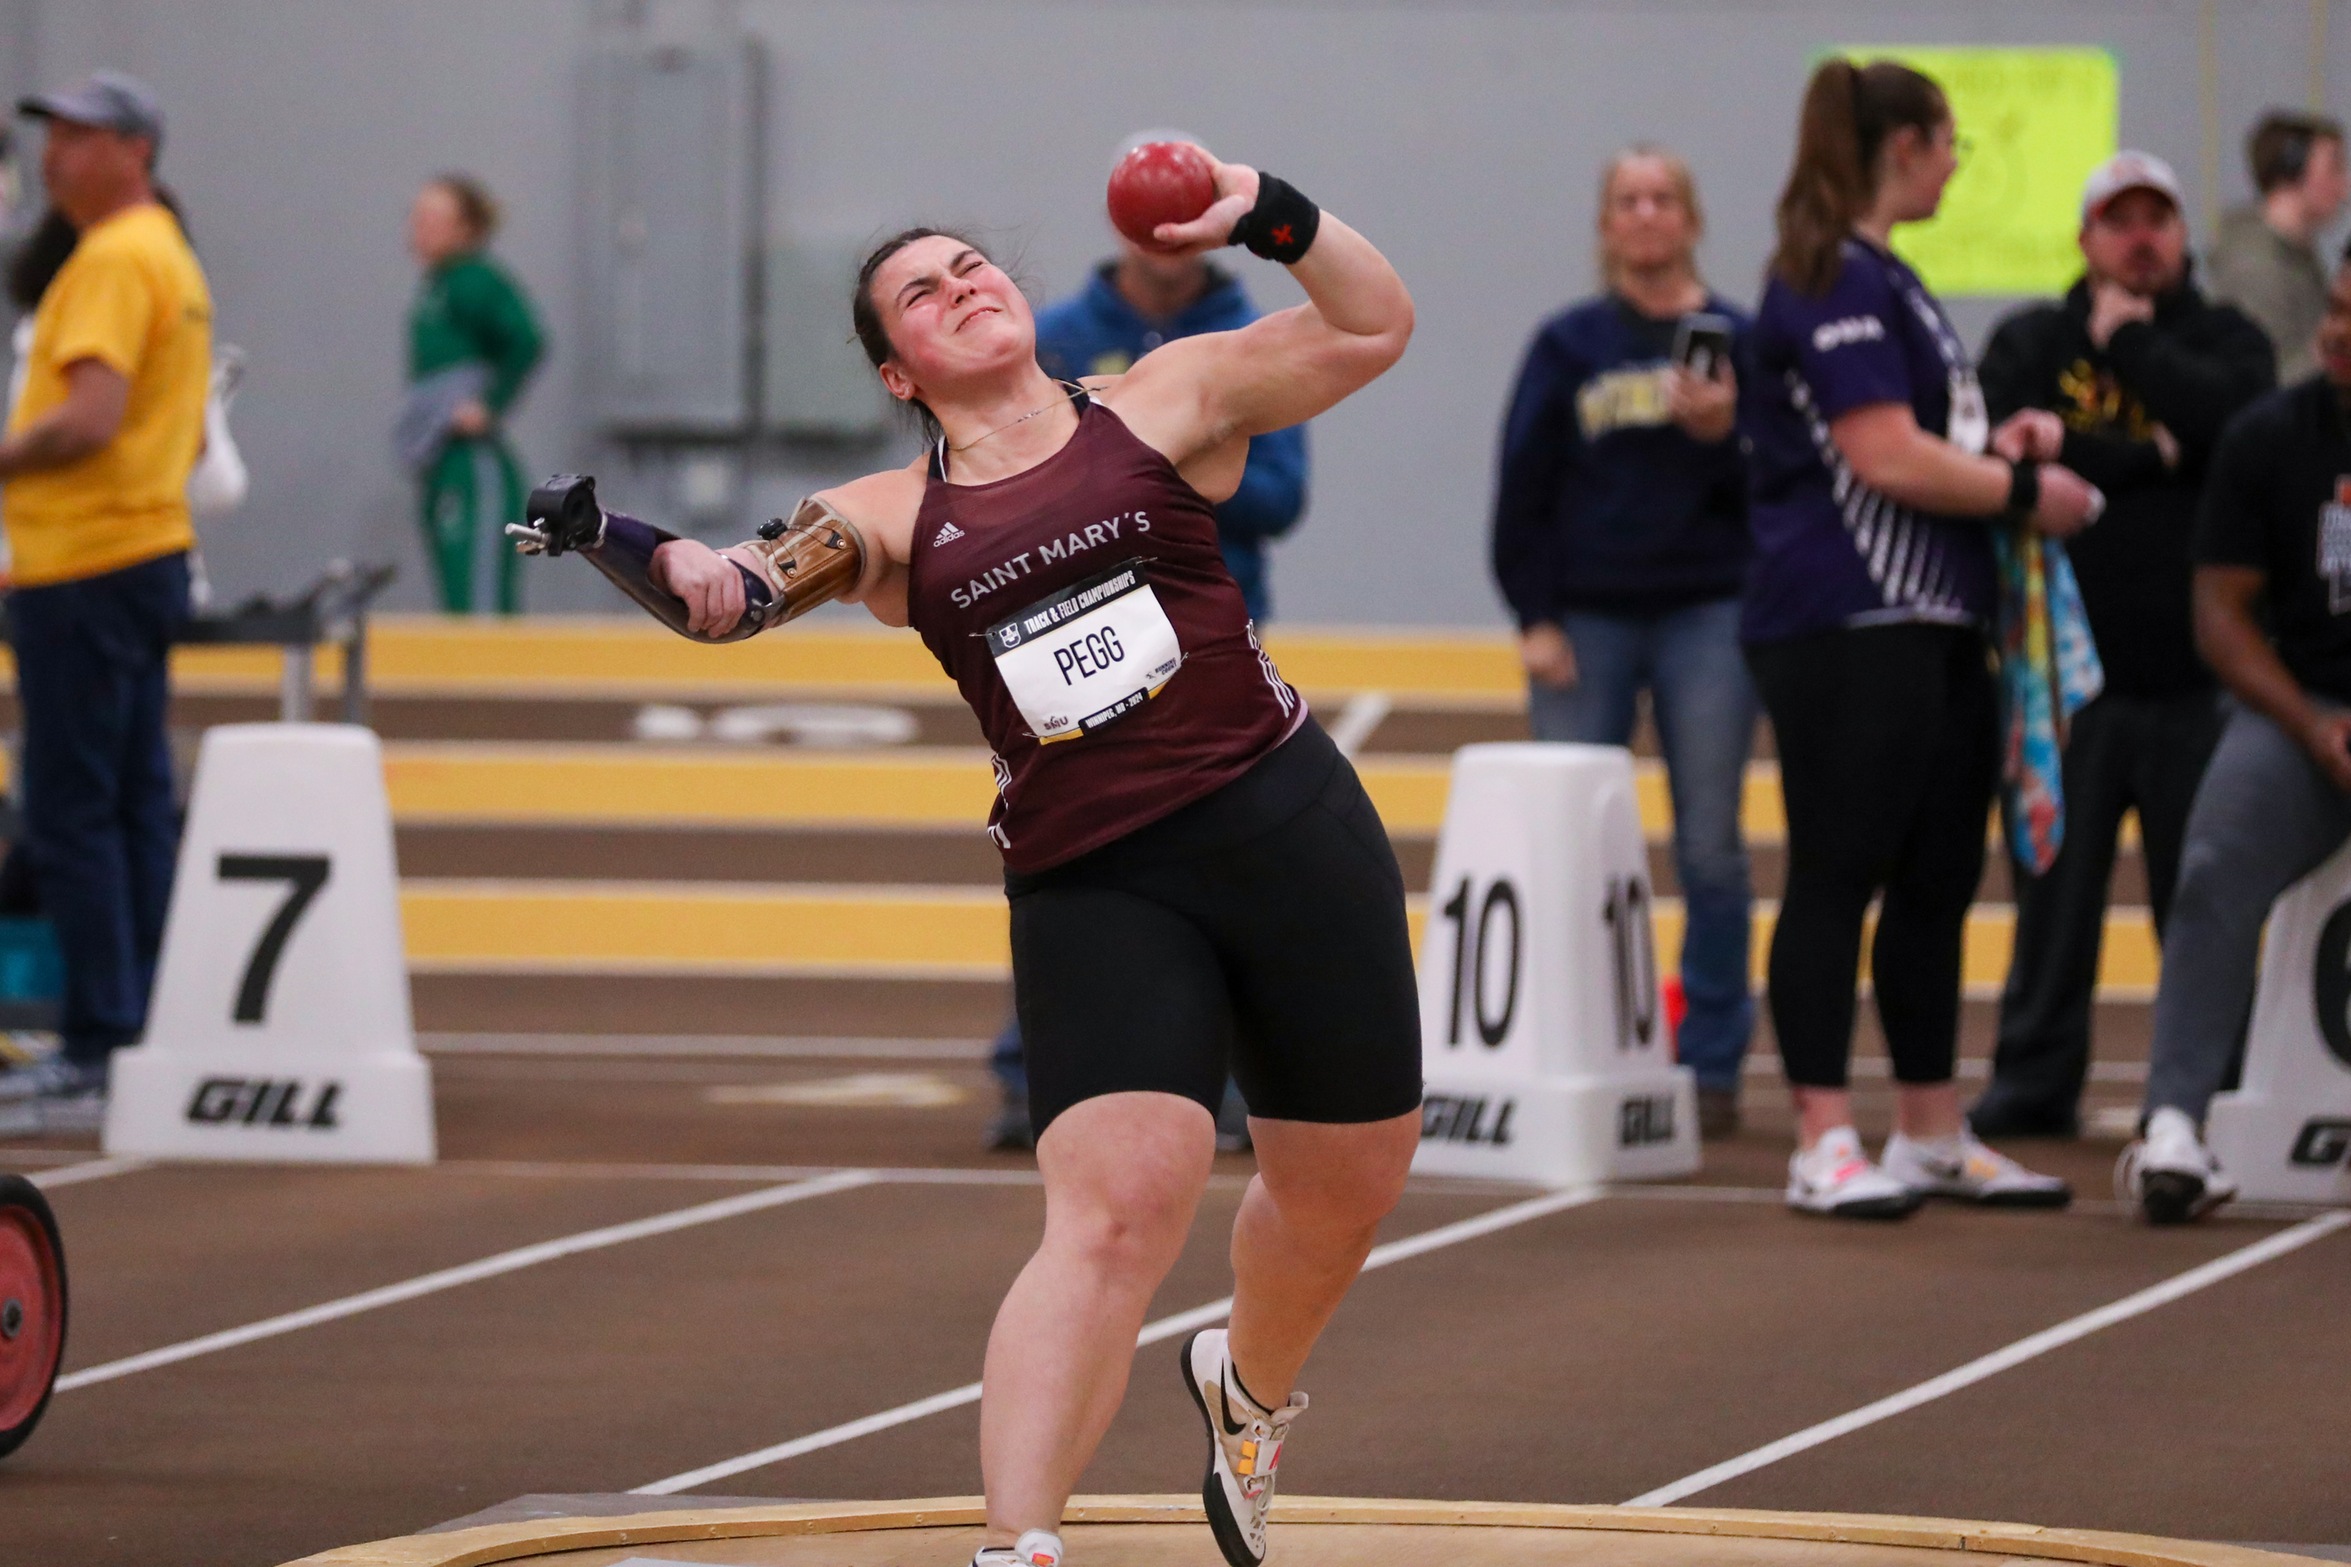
left=0, top=72, right=207, bottom=1118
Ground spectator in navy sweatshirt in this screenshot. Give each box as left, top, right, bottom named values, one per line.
left=1490, top=145, right=1756, bottom=1137
left=1034, top=138, right=1308, bottom=623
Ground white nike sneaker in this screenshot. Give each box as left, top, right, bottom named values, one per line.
left=971, top=1529, right=1065, bottom=1567
left=1180, top=1328, right=1305, bottom=1567
left=2117, top=1107, right=2239, bottom=1225
left=1785, top=1127, right=1922, bottom=1219
left=1881, top=1129, right=2072, bottom=1208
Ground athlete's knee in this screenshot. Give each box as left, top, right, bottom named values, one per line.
left=1053, top=1181, right=1197, bottom=1280
left=1040, top=1110, right=1209, bottom=1276
left=1256, top=1115, right=1415, bottom=1239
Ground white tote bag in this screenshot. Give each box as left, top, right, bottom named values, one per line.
left=185, top=345, right=248, bottom=519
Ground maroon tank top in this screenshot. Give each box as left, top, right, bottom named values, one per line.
left=907, top=395, right=1304, bottom=872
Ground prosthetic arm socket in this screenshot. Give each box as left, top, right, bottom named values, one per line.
left=512, top=475, right=867, bottom=644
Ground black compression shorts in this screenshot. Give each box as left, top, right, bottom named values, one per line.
left=1006, top=715, right=1425, bottom=1136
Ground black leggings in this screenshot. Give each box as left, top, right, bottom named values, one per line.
left=1747, top=624, right=1999, bottom=1089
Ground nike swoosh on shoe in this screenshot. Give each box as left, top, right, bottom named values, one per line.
left=1218, top=1379, right=1249, bottom=1438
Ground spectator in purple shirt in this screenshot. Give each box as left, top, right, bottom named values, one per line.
left=1742, top=58, right=2100, bottom=1218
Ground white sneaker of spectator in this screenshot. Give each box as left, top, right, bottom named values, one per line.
left=1880, top=1129, right=2072, bottom=1208
left=1785, top=1126, right=1922, bottom=1219
left=2117, top=1107, right=2239, bottom=1225
left=0, top=1055, right=93, bottom=1103
left=0, top=1056, right=107, bottom=1137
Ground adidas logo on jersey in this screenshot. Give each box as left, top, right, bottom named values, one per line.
left=934, top=521, right=966, bottom=545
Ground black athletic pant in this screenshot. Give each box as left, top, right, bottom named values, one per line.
left=1979, top=687, right=2224, bottom=1129
left=1747, top=623, right=1999, bottom=1090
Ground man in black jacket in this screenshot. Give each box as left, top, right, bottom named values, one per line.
left=1972, top=152, right=2276, bottom=1136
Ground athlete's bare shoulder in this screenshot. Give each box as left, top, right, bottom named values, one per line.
left=815, top=460, right=927, bottom=564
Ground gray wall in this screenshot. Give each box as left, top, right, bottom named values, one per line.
left=7, top=0, right=2346, bottom=624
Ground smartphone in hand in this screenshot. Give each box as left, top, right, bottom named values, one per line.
left=1672, top=312, right=1735, bottom=379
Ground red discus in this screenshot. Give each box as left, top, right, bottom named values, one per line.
left=1107, top=141, right=1219, bottom=253
left=0, top=1174, right=66, bottom=1460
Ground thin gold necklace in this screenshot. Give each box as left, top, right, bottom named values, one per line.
left=949, top=384, right=1079, bottom=453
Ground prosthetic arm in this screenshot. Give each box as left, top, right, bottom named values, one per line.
left=506, top=474, right=867, bottom=644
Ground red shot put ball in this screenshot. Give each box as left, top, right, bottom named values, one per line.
left=1107, top=141, right=1218, bottom=251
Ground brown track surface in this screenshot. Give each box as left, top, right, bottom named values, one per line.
left=54, top=692, right=1534, bottom=754
left=412, top=973, right=1011, bottom=1039
left=395, top=825, right=1017, bottom=887
left=0, top=680, right=2276, bottom=1567
left=8, top=1043, right=2332, bottom=1567
left=391, top=825, right=2136, bottom=907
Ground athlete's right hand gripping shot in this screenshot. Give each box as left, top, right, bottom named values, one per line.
left=520, top=149, right=1424, bottom=1567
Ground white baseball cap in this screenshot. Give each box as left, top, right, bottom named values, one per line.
left=2080, top=150, right=2185, bottom=222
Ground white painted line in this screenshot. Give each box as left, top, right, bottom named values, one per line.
left=1738, top=1053, right=2149, bottom=1085
left=130, top=1029, right=2164, bottom=1080
left=1327, top=691, right=1393, bottom=758
left=54, top=1168, right=877, bottom=1395
left=436, top=1165, right=2344, bottom=1225
left=1624, top=1209, right=2351, bottom=1507
left=27, top=1157, right=151, bottom=1191
left=422, top=1033, right=991, bottom=1060
left=1602, top=1183, right=1786, bottom=1206
left=634, top=1183, right=1604, bottom=1495
left=434, top=1059, right=983, bottom=1087
left=450, top=1159, right=1052, bottom=1186
left=446, top=1160, right=1804, bottom=1205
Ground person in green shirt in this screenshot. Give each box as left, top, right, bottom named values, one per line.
left=402, top=173, right=543, bottom=613
left=2207, top=111, right=2347, bottom=383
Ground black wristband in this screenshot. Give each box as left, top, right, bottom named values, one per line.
left=1228, top=173, right=1321, bottom=264
left=2004, top=458, right=2041, bottom=520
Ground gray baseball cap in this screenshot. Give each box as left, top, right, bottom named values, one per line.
left=17, top=70, right=165, bottom=152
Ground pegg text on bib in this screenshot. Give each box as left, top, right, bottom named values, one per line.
left=986, top=560, right=1183, bottom=742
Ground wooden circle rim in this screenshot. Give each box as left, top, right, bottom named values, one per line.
left=277, top=1494, right=2339, bottom=1567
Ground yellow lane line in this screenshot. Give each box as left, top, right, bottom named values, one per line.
left=385, top=745, right=1010, bottom=828
left=399, top=881, right=2160, bottom=994
left=403, top=882, right=1014, bottom=977
left=377, top=744, right=1774, bottom=841
left=0, top=618, right=1526, bottom=700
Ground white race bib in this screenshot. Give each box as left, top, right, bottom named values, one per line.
left=987, top=561, right=1182, bottom=743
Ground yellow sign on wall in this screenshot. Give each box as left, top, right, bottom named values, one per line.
left=1841, top=46, right=2120, bottom=297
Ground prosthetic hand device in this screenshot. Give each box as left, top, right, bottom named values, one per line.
left=507, top=474, right=868, bottom=643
